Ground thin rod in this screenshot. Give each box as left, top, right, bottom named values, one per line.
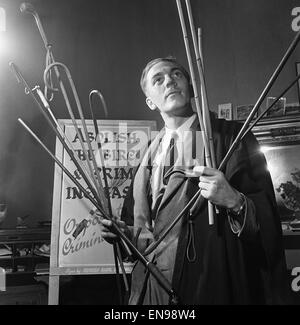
left=44, top=48, right=55, bottom=101
left=197, top=27, right=207, bottom=135
left=30, top=11, right=49, bottom=50
left=112, top=243, right=123, bottom=305
left=185, top=0, right=216, bottom=168
left=88, top=90, right=112, bottom=216
left=185, top=0, right=216, bottom=220
left=25, top=7, right=55, bottom=100
left=116, top=242, right=130, bottom=293
left=89, top=90, right=108, bottom=119
left=198, top=28, right=204, bottom=71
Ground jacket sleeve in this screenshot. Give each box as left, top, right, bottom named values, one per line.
left=227, top=195, right=259, bottom=240
left=225, top=127, right=286, bottom=269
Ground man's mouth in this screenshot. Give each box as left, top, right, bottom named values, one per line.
left=166, top=90, right=181, bottom=99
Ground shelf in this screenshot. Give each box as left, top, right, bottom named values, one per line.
left=0, top=228, right=51, bottom=280
left=12, top=255, right=49, bottom=259
left=0, top=227, right=51, bottom=242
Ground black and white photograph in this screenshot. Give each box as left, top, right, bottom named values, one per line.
left=0, top=0, right=300, bottom=309
left=218, top=103, right=232, bottom=120
left=266, top=96, right=287, bottom=117
left=234, top=104, right=256, bottom=121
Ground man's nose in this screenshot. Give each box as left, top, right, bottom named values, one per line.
left=165, top=74, right=176, bottom=87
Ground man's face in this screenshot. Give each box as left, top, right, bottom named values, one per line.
left=144, top=61, right=191, bottom=115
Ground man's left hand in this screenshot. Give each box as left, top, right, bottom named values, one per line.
left=192, top=166, right=242, bottom=211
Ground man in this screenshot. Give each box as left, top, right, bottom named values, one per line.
left=100, top=57, right=290, bottom=305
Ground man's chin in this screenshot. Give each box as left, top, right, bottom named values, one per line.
left=161, top=106, right=192, bottom=117
left=164, top=101, right=187, bottom=111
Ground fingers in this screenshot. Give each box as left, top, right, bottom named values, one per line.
left=100, top=219, right=117, bottom=240
left=100, top=218, right=127, bottom=243
left=100, top=218, right=125, bottom=228
left=194, top=167, right=221, bottom=201
left=101, top=231, right=118, bottom=240
left=198, top=180, right=216, bottom=199
left=198, top=176, right=211, bottom=184
left=198, top=180, right=210, bottom=191
left=100, top=219, right=113, bottom=228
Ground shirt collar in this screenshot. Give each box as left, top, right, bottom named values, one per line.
left=165, top=113, right=196, bottom=137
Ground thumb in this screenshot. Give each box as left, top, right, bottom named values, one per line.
left=192, top=165, right=205, bottom=176
left=183, top=165, right=205, bottom=177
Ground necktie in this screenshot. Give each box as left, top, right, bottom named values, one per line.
left=151, top=132, right=178, bottom=210
left=163, top=132, right=178, bottom=185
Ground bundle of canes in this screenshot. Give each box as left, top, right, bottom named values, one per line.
left=17, top=1, right=180, bottom=304
left=11, top=61, right=179, bottom=304
left=10, top=61, right=124, bottom=299
left=19, top=1, right=132, bottom=303
left=176, top=0, right=217, bottom=225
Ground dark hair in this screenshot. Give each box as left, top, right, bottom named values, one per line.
left=140, top=56, right=191, bottom=95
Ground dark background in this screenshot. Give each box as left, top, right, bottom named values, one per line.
left=0, top=0, right=299, bottom=228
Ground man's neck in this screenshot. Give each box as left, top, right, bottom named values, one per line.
left=161, top=107, right=194, bottom=130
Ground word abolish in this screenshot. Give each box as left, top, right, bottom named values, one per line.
left=72, top=128, right=141, bottom=144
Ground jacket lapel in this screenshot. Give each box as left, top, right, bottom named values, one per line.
left=155, top=119, right=204, bottom=216
left=132, top=128, right=165, bottom=231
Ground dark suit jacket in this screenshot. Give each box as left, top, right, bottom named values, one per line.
left=121, top=116, right=291, bottom=305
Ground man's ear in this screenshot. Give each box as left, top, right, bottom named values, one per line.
left=146, top=97, right=157, bottom=111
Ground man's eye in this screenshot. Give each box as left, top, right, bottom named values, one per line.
left=173, top=71, right=183, bottom=78
left=154, top=77, right=163, bottom=85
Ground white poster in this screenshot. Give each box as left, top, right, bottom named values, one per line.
left=50, top=119, right=156, bottom=274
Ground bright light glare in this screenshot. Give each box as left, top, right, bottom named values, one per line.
left=0, top=7, right=5, bottom=32
left=260, top=145, right=281, bottom=153
left=260, top=146, right=270, bottom=153
left=0, top=33, right=10, bottom=55
left=260, top=146, right=273, bottom=172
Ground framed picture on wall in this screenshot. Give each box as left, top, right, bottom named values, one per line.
left=234, top=104, right=256, bottom=121
left=252, top=114, right=300, bottom=231
left=266, top=97, right=286, bottom=117
left=218, top=103, right=232, bottom=120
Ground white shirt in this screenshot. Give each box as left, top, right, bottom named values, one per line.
left=151, top=114, right=203, bottom=208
